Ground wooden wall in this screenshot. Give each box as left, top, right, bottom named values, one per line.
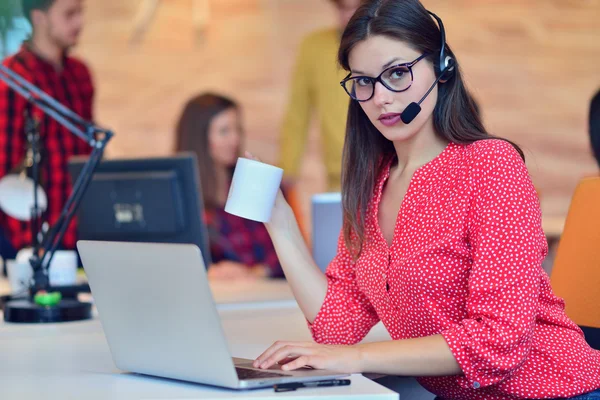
left=75, top=0, right=600, bottom=233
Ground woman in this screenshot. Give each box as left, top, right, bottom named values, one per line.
left=250, top=1, right=600, bottom=399
left=175, top=93, right=284, bottom=279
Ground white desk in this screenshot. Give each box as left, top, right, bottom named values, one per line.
left=0, top=276, right=296, bottom=311
left=0, top=278, right=397, bottom=399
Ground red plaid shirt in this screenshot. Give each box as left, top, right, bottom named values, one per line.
left=0, top=45, right=94, bottom=251
left=205, top=207, right=284, bottom=278
left=204, top=185, right=290, bottom=278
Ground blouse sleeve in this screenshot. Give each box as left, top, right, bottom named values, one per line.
left=441, top=140, right=548, bottom=390
left=308, top=230, right=380, bottom=345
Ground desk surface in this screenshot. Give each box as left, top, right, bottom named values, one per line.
left=0, top=277, right=396, bottom=399
left=0, top=275, right=296, bottom=302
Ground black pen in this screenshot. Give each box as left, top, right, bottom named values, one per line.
left=273, top=378, right=351, bottom=392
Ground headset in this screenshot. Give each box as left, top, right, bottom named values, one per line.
left=400, top=10, right=455, bottom=124
left=428, top=10, right=455, bottom=80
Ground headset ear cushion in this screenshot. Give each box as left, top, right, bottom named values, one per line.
left=444, top=56, right=455, bottom=72
left=439, top=56, right=455, bottom=83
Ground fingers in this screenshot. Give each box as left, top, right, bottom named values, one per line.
left=253, top=341, right=311, bottom=368
left=244, top=151, right=261, bottom=162
left=259, top=345, right=314, bottom=370
left=208, top=262, right=253, bottom=280
left=253, top=341, right=291, bottom=368
left=275, top=189, right=286, bottom=204
left=281, top=355, right=315, bottom=371
left=207, top=265, right=225, bottom=280
left=276, top=356, right=300, bottom=365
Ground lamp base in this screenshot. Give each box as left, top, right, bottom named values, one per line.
left=3, top=298, right=92, bottom=323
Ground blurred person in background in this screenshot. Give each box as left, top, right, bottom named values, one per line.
left=175, top=93, right=292, bottom=280
left=278, top=0, right=361, bottom=193
left=0, top=0, right=93, bottom=263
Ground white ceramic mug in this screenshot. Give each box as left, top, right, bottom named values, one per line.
left=6, top=259, right=33, bottom=294
left=14, top=248, right=78, bottom=287
left=47, top=250, right=78, bottom=287
left=224, top=157, right=283, bottom=223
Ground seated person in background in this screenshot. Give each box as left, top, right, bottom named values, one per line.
left=175, top=93, right=285, bottom=280
left=590, top=89, right=600, bottom=168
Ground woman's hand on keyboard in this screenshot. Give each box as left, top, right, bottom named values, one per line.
left=253, top=341, right=363, bottom=373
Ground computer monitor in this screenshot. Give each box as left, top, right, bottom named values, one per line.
left=68, top=153, right=211, bottom=268
left=311, top=192, right=343, bottom=272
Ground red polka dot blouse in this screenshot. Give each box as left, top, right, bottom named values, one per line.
left=309, top=139, right=600, bottom=399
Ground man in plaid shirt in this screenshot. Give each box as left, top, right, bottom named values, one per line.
left=0, top=0, right=93, bottom=259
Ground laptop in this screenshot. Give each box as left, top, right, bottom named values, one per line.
left=77, top=240, right=346, bottom=389
left=311, top=193, right=343, bottom=272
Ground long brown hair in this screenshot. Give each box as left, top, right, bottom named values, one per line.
left=175, top=93, right=240, bottom=210
left=339, top=0, right=524, bottom=257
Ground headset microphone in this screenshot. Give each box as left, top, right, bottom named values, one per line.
left=400, top=60, right=452, bottom=124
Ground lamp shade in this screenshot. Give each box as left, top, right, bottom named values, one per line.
left=0, top=174, right=47, bottom=221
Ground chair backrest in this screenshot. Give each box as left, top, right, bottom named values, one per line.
left=311, top=193, right=343, bottom=272
left=550, top=177, right=600, bottom=329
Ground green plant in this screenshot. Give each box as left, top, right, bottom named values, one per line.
left=0, top=0, right=21, bottom=58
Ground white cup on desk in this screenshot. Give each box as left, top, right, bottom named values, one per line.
left=13, top=248, right=78, bottom=288
left=6, top=259, right=33, bottom=294
left=47, top=250, right=78, bottom=286
left=225, top=157, right=283, bottom=223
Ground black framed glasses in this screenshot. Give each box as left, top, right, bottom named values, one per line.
left=340, top=53, right=429, bottom=102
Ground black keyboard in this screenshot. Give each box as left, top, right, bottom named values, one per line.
left=235, top=367, right=288, bottom=380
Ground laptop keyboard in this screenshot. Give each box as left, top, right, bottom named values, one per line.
left=235, top=367, right=288, bottom=380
